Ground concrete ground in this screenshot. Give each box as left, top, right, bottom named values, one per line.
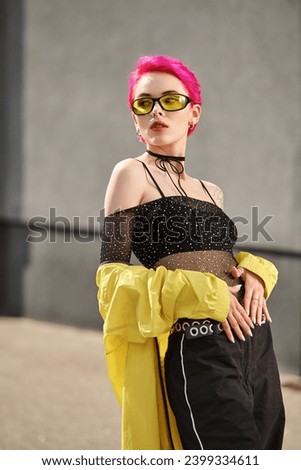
left=0, top=317, right=300, bottom=450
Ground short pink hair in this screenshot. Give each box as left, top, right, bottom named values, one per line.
left=128, top=55, right=202, bottom=136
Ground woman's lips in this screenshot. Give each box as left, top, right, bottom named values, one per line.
left=150, top=121, right=168, bottom=130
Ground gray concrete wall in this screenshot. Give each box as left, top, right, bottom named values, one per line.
left=21, top=0, right=301, bottom=371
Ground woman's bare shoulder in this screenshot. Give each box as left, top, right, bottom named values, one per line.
left=108, top=157, right=146, bottom=187
left=111, top=157, right=144, bottom=174
left=104, top=157, right=145, bottom=215
left=202, top=180, right=224, bottom=209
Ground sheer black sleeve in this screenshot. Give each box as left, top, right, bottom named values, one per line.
left=99, top=208, right=134, bottom=265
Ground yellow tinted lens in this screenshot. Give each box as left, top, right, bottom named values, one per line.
left=132, top=98, right=153, bottom=115
left=160, top=94, right=187, bottom=111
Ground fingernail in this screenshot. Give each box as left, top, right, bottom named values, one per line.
left=248, top=330, right=253, bottom=337
left=233, top=284, right=242, bottom=291
left=241, top=335, right=246, bottom=341
left=269, top=318, right=273, bottom=323
left=250, top=322, right=255, bottom=329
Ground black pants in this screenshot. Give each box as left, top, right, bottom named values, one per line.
left=164, top=320, right=285, bottom=450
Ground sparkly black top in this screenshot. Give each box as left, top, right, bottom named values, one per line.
left=101, top=196, right=237, bottom=264
left=100, top=160, right=239, bottom=285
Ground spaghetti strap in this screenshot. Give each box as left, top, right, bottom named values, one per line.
left=138, top=160, right=166, bottom=198
left=200, top=180, right=217, bottom=205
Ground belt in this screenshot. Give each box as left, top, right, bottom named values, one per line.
left=171, top=314, right=267, bottom=340
left=171, top=318, right=224, bottom=340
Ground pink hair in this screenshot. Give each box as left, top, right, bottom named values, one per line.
left=128, top=55, right=202, bottom=136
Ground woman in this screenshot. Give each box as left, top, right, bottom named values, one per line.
left=96, top=55, right=285, bottom=450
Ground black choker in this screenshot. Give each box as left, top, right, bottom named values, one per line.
left=146, top=149, right=188, bottom=197
left=147, top=149, right=185, bottom=162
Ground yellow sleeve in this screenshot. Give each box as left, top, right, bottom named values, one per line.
left=96, top=262, right=230, bottom=341
left=235, top=251, right=278, bottom=299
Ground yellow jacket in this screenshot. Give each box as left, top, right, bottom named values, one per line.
left=95, top=251, right=278, bottom=450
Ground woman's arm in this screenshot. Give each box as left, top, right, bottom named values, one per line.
left=234, top=251, right=278, bottom=299
left=96, top=262, right=232, bottom=340
left=100, top=158, right=146, bottom=265
left=96, top=261, right=253, bottom=343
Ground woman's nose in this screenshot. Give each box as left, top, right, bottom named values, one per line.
left=151, top=101, right=164, bottom=116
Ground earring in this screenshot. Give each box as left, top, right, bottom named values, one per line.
left=189, top=121, right=194, bottom=130
left=135, top=126, right=141, bottom=138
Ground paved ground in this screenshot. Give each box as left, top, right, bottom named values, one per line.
left=0, top=317, right=300, bottom=450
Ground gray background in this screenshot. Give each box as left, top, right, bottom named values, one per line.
left=1, top=0, right=300, bottom=374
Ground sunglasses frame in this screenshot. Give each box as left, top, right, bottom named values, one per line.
left=131, top=93, right=192, bottom=115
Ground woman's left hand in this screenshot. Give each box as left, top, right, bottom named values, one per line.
left=230, top=266, right=272, bottom=325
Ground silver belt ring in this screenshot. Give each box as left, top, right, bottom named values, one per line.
left=182, top=321, right=191, bottom=331
left=189, top=326, right=200, bottom=337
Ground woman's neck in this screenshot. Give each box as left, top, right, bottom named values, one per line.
left=147, top=142, right=186, bottom=157
left=146, top=144, right=187, bottom=173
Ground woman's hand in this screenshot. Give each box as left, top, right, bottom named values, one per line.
left=230, top=266, right=272, bottom=325
left=222, top=285, right=254, bottom=343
